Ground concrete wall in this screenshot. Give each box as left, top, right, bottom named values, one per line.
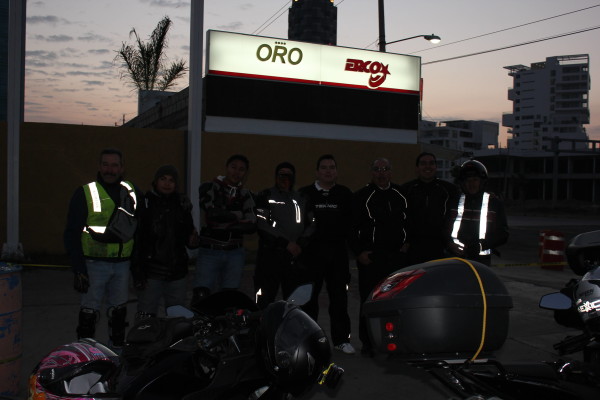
left=1, top=122, right=420, bottom=257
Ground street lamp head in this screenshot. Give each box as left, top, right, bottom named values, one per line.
left=383, top=34, right=442, bottom=49
left=424, top=34, right=441, bottom=44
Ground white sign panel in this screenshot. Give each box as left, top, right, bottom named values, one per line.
left=207, top=30, right=421, bottom=94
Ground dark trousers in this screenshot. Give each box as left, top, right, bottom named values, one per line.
left=407, top=238, right=447, bottom=266
left=303, top=244, right=352, bottom=346
left=357, top=251, right=406, bottom=349
left=254, top=246, right=310, bottom=309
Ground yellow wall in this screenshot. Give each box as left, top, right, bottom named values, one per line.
left=1, top=122, right=420, bottom=257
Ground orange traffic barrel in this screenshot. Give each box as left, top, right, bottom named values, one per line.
left=540, top=230, right=566, bottom=271
left=0, top=263, right=22, bottom=397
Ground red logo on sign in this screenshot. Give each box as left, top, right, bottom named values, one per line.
left=345, top=58, right=391, bottom=89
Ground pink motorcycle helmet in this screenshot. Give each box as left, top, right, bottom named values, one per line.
left=29, top=338, right=119, bottom=400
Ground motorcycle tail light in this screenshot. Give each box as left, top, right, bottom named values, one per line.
left=387, top=343, right=397, bottom=352
left=385, top=322, right=394, bottom=332
left=371, top=269, right=425, bottom=301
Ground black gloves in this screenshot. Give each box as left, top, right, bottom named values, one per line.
left=74, top=272, right=90, bottom=293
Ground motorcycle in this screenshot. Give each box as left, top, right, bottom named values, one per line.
left=362, top=256, right=600, bottom=400
left=540, top=229, right=600, bottom=365
left=28, top=284, right=343, bottom=399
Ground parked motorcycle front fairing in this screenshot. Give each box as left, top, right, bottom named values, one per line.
left=540, top=230, right=600, bottom=363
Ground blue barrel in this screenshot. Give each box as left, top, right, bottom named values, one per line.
left=0, top=263, right=22, bottom=397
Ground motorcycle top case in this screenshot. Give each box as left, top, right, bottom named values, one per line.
left=362, top=258, right=513, bottom=360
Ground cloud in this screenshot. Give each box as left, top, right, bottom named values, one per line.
left=77, top=33, right=112, bottom=42
left=26, top=50, right=58, bottom=67
left=88, top=49, right=111, bottom=55
left=240, top=4, right=254, bottom=11
left=217, top=21, right=243, bottom=31
left=27, top=15, right=70, bottom=25
left=83, top=80, right=105, bottom=86
left=47, top=35, right=74, bottom=42
left=139, top=0, right=190, bottom=8
left=63, top=62, right=90, bottom=69
left=66, top=71, right=101, bottom=77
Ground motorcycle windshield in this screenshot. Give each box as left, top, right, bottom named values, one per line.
left=274, top=308, right=322, bottom=356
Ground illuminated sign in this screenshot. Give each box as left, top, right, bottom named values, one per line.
left=206, top=30, right=421, bottom=94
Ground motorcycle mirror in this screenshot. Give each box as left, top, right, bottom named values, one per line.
left=166, top=305, right=195, bottom=318
left=287, top=284, right=313, bottom=305
left=539, top=292, right=572, bottom=310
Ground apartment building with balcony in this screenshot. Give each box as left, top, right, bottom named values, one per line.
left=503, top=54, right=590, bottom=152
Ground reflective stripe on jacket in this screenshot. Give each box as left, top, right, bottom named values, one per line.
left=81, top=181, right=136, bottom=258
left=451, top=192, right=491, bottom=256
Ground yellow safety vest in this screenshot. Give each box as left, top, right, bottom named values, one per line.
left=81, top=181, right=136, bottom=258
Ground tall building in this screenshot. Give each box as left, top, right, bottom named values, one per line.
left=503, top=54, right=590, bottom=151
left=0, top=0, right=8, bottom=121
left=288, top=0, right=337, bottom=45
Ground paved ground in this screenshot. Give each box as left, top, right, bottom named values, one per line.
left=6, top=214, right=600, bottom=399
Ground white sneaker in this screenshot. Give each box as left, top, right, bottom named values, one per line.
left=334, top=342, right=356, bottom=355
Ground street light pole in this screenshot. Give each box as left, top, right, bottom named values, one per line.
left=378, top=0, right=386, bottom=52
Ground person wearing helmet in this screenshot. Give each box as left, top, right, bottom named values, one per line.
left=254, top=162, right=316, bottom=309
left=446, top=159, right=509, bottom=266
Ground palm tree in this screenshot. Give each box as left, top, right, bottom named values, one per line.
left=115, top=16, right=187, bottom=91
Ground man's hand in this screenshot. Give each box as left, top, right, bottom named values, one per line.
left=286, top=241, right=302, bottom=258
left=74, top=272, right=90, bottom=293
left=448, top=241, right=465, bottom=256
left=358, top=251, right=373, bottom=265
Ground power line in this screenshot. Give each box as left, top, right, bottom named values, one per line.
left=364, top=4, right=600, bottom=52
left=422, top=25, right=600, bottom=65
left=411, top=4, right=600, bottom=54
left=252, top=0, right=289, bottom=35
left=253, top=0, right=347, bottom=37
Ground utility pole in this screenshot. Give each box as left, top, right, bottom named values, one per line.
left=188, top=0, right=204, bottom=230
left=3, top=0, right=26, bottom=261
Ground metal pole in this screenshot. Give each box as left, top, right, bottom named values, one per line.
left=3, top=0, right=26, bottom=260
left=378, top=0, right=386, bottom=52
left=187, top=0, right=204, bottom=230
left=552, top=136, right=559, bottom=209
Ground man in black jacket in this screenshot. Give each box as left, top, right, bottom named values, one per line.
left=254, top=162, right=315, bottom=309
left=401, top=152, right=459, bottom=265
left=300, top=155, right=355, bottom=355
left=351, top=158, right=409, bottom=356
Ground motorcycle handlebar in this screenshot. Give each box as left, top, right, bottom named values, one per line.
left=554, top=332, right=593, bottom=355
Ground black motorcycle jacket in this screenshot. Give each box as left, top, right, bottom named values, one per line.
left=255, top=187, right=315, bottom=249
left=351, top=183, right=408, bottom=259
left=299, top=182, right=352, bottom=245
left=400, top=178, right=459, bottom=248
left=137, top=190, right=196, bottom=281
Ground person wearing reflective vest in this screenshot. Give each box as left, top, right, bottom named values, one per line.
left=64, top=148, right=142, bottom=349
left=446, top=159, right=509, bottom=266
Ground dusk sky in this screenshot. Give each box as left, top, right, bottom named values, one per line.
left=23, top=0, right=600, bottom=146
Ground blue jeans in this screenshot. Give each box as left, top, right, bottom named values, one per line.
left=137, top=277, right=187, bottom=315
left=194, top=247, right=245, bottom=291
left=81, top=259, right=130, bottom=310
